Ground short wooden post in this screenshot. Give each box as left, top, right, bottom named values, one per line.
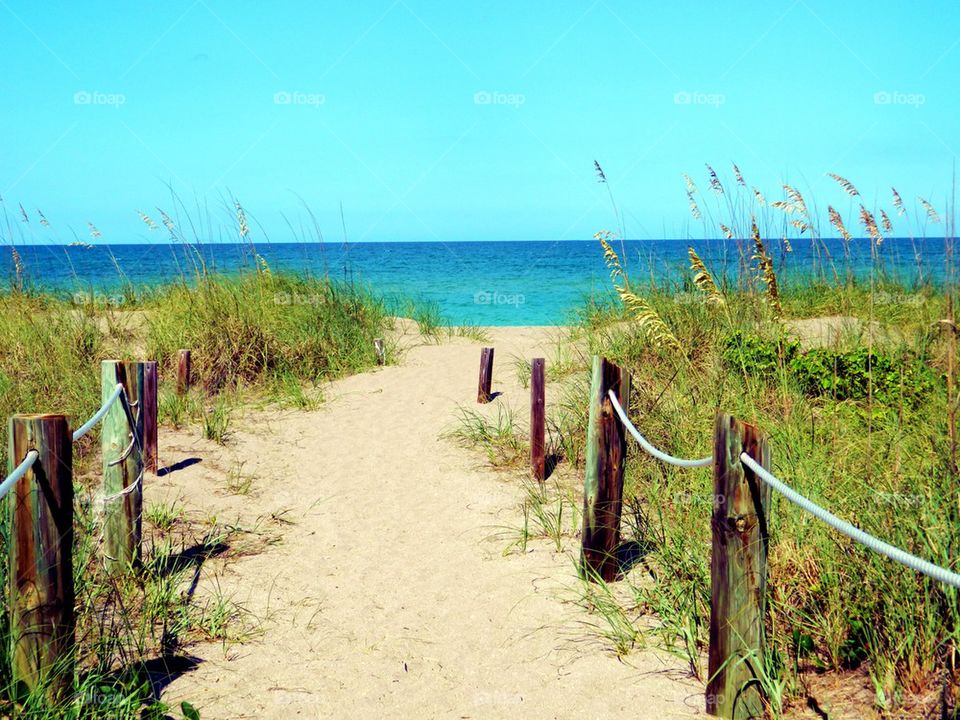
left=530, top=358, right=546, bottom=482
left=374, top=338, right=386, bottom=366
left=707, top=413, right=771, bottom=718
left=142, top=361, right=158, bottom=473
left=477, top=347, right=494, bottom=403
left=101, top=360, right=145, bottom=572
left=7, top=414, right=75, bottom=703
left=580, top=356, right=631, bottom=582
left=176, top=349, right=192, bottom=396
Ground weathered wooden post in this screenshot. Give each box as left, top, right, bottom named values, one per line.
left=707, top=413, right=771, bottom=719
left=374, top=338, right=386, bottom=366
left=477, top=347, right=494, bottom=403
left=101, top=360, right=145, bottom=572
left=176, top=349, right=192, bottom=396
left=530, top=358, right=546, bottom=482
left=580, top=356, right=631, bottom=582
left=142, top=361, right=158, bottom=473
left=7, top=414, right=75, bottom=702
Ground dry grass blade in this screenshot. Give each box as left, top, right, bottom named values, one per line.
left=783, top=185, right=808, bottom=215
left=828, top=206, right=852, bottom=242
left=892, top=187, right=906, bottom=216
left=919, top=197, right=941, bottom=224
left=732, top=163, right=745, bottom=186
left=599, top=236, right=682, bottom=352
left=706, top=164, right=724, bottom=195
left=859, top=205, right=883, bottom=245
left=138, top=211, right=159, bottom=231
left=880, top=209, right=893, bottom=234
left=751, top=219, right=783, bottom=319
left=688, top=247, right=725, bottom=306
left=828, top=173, right=860, bottom=197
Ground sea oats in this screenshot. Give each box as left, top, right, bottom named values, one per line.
left=683, top=174, right=698, bottom=193
left=138, top=211, right=159, bottom=231
left=859, top=205, right=883, bottom=245
left=719, top=223, right=734, bottom=239
left=880, top=209, right=893, bottom=234
left=37, top=209, right=50, bottom=227
left=594, top=160, right=607, bottom=183
left=753, top=187, right=766, bottom=206
left=688, top=246, right=725, bottom=306
left=783, top=185, right=808, bottom=216
left=828, top=173, right=860, bottom=197
left=687, top=192, right=702, bottom=220
left=828, top=206, right=852, bottom=242
left=87, top=222, right=102, bottom=239
left=706, top=164, right=724, bottom=195
left=751, top=219, right=782, bottom=319
left=732, top=163, right=745, bottom=187
left=18, top=203, right=28, bottom=223
left=891, top=187, right=905, bottom=216
left=919, top=197, right=941, bottom=224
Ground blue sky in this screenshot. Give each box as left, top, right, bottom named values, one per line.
left=1, top=0, right=958, bottom=243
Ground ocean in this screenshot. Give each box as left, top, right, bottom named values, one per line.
left=5, top=238, right=953, bottom=326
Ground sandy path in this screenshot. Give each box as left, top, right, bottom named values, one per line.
left=155, top=327, right=702, bottom=719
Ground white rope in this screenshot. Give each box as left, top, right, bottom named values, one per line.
left=0, top=450, right=39, bottom=501
left=740, top=453, right=960, bottom=590
left=72, top=383, right=124, bottom=441
left=607, top=390, right=713, bottom=468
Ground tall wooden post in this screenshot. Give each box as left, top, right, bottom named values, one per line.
left=530, top=358, right=546, bottom=482
left=7, top=414, right=75, bottom=703
left=142, top=361, right=158, bottom=473
left=176, top=349, right=192, bottom=396
left=707, top=413, right=771, bottom=719
left=580, top=356, right=631, bottom=582
left=477, top=347, right=494, bottom=403
left=101, top=360, right=145, bottom=572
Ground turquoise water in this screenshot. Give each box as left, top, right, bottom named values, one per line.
left=5, top=238, right=952, bottom=325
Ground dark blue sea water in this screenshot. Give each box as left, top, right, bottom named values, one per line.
left=5, top=238, right=953, bottom=325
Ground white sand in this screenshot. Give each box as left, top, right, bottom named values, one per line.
left=154, top=327, right=702, bottom=718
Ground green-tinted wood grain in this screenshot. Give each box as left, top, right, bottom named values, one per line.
left=101, top=360, right=145, bottom=572
left=7, top=414, right=74, bottom=703
left=707, top=413, right=771, bottom=719
left=581, top=356, right=631, bottom=582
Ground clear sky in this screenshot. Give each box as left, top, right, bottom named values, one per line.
left=1, top=1, right=958, bottom=243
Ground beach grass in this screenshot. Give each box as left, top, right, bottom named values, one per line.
left=0, top=267, right=392, bottom=717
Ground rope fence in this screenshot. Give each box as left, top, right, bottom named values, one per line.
left=567, top=357, right=959, bottom=719
left=1, top=357, right=164, bottom=702
left=608, top=388, right=960, bottom=590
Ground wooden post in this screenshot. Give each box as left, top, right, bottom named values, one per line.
left=707, top=413, right=771, bottom=719
left=176, top=349, right=191, bottom=396
left=580, top=356, right=631, bottom=582
left=7, top=414, right=75, bottom=703
left=374, top=338, right=386, bottom=366
left=477, top=347, right=494, bottom=403
left=101, top=360, right=145, bottom=572
left=530, top=358, right=546, bottom=482
left=142, top=361, right=158, bottom=473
